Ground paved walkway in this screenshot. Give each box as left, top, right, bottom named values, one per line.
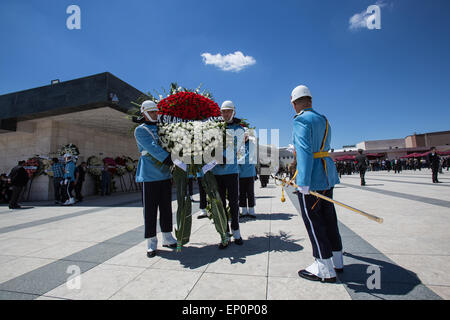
left=0, top=169, right=448, bottom=300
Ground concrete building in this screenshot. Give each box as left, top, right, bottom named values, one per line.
left=405, top=131, right=450, bottom=148
left=278, top=147, right=295, bottom=168
left=0, top=72, right=145, bottom=200
left=331, top=131, right=450, bottom=160
left=356, top=138, right=406, bottom=151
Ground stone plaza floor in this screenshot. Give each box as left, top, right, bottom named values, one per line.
left=0, top=169, right=449, bottom=300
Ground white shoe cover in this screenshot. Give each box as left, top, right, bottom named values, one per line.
left=248, top=207, right=256, bottom=217
left=147, top=236, right=158, bottom=252
left=162, top=232, right=177, bottom=246
left=332, top=251, right=344, bottom=269
left=305, top=258, right=336, bottom=279
left=232, top=229, right=241, bottom=240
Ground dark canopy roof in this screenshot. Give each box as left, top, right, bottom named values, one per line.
left=0, top=72, right=146, bottom=132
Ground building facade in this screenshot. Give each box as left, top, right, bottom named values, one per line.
left=0, top=72, right=145, bottom=200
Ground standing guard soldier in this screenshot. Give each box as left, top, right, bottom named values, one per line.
left=135, top=100, right=177, bottom=258
left=291, top=85, right=343, bottom=283
left=239, top=129, right=257, bottom=219
left=355, top=149, right=368, bottom=186
left=212, top=100, right=244, bottom=248
left=196, top=171, right=209, bottom=219
left=62, top=154, right=76, bottom=206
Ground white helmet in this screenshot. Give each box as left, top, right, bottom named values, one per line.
left=141, top=100, right=158, bottom=113
left=221, top=100, right=235, bottom=111
left=291, top=85, right=312, bottom=103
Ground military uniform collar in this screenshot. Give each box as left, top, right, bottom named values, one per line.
left=227, top=117, right=241, bottom=126
left=294, top=107, right=313, bottom=118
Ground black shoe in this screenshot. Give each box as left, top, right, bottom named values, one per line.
left=246, top=214, right=256, bottom=220
left=234, top=238, right=244, bottom=246
left=163, top=243, right=177, bottom=249
left=298, top=269, right=336, bottom=283
left=146, top=250, right=157, bottom=258
left=334, top=268, right=344, bottom=273
left=218, top=242, right=229, bottom=250
left=197, top=213, right=209, bottom=219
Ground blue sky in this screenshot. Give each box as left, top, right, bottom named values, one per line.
left=1, top=0, right=450, bottom=149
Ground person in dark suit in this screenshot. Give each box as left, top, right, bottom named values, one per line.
left=8, top=161, right=29, bottom=209
left=355, top=149, right=368, bottom=186
left=75, top=162, right=87, bottom=202
left=0, top=173, right=12, bottom=203
left=427, top=147, right=441, bottom=183
left=101, top=165, right=112, bottom=196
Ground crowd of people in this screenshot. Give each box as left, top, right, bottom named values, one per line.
left=335, top=154, right=449, bottom=178
left=1, top=157, right=95, bottom=209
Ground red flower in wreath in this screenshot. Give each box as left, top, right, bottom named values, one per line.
left=157, top=92, right=221, bottom=120
left=24, top=157, right=41, bottom=178
left=103, top=157, right=117, bottom=175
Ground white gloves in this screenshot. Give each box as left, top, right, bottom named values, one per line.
left=298, top=186, right=310, bottom=195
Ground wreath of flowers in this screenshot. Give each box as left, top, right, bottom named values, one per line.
left=59, top=144, right=80, bottom=156
left=41, top=158, right=53, bottom=177
left=130, top=83, right=235, bottom=250
left=103, top=157, right=117, bottom=175
left=87, top=156, right=103, bottom=177
left=114, top=157, right=127, bottom=177
left=24, top=157, right=43, bottom=179
left=124, top=156, right=136, bottom=172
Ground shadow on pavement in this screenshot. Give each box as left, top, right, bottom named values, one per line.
left=339, top=252, right=428, bottom=299
left=157, top=231, right=304, bottom=270
left=239, top=213, right=297, bottom=223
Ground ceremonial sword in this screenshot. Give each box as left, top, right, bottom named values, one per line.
left=271, top=175, right=384, bottom=224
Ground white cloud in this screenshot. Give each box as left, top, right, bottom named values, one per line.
left=201, top=51, right=256, bottom=72
left=349, top=0, right=387, bottom=30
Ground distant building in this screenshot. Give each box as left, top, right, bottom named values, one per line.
left=405, top=131, right=450, bottom=148
left=278, top=147, right=295, bottom=167
left=331, top=131, right=450, bottom=161
left=356, top=139, right=405, bottom=151
left=0, top=72, right=145, bottom=200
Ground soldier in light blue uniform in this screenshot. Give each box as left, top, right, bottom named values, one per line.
left=62, top=154, right=76, bottom=206
left=135, top=100, right=177, bottom=258
left=291, top=85, right=343, bottom=283
left=212, top=100, right=245, bottom=248
left=238, top=131, right=257, bottom=219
